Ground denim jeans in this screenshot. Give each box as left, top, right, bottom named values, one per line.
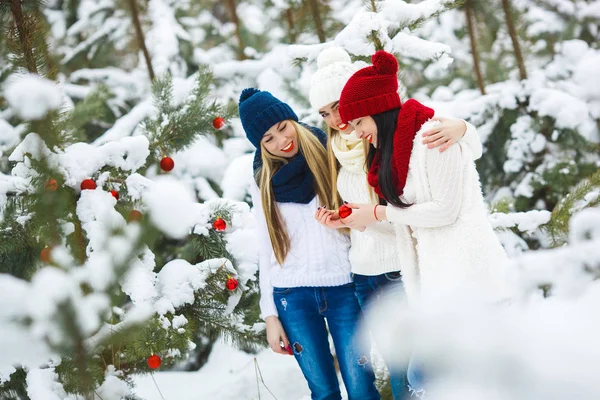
left=273, top=283, right=380, bottom=400
left=352, top=272, right=412, bottom=400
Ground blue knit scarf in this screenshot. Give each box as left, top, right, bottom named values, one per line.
left=253, top=123, right=327, bottom=204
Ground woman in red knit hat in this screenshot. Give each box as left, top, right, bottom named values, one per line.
left=336, top=50, right=510, bottom=395
left=310, top=46, right=485, bottom=400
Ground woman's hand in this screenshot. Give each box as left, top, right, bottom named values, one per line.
left=422, top=117, right=467, bottom=152
left=315, top=206, right=347, bottom=230
left=341, top=203, right=377, bottom=229
left=265, top=316, right=292, bottom=355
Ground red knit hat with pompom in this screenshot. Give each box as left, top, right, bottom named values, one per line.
left=339, top=50, right=401, bottom=124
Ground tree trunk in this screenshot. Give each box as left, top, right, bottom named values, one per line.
left=225, top=0, right=246, bottom=60
left=285, top=8, right=296, bottom=44
left=465, top=2, right=486, bottom=95
left=10, top=0, right=38, bottom=73
left=65, top=0, right=80, bottom=28
left=306, top=0, right=326, bottom=43
left=127, top=0, right=155, bottom=81
left=501, top=0, right=527, bottom=80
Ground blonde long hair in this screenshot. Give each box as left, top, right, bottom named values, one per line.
left=255, top=121, right=341, bottom=265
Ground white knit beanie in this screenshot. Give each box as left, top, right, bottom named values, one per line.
left=309, top=47, right=360, bottom=110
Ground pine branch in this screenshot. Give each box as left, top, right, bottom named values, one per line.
left=144, top=68, right=236, bottom=160
left=543, top=170, right=600, bottom=247
left=0, top=367, right=28, bottom=400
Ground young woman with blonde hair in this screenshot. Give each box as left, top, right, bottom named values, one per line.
left=239, top=88, right=380, bottom=400
left=309, top=47, right=483, bottom=400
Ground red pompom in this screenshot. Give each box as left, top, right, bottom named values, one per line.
left=110, top=190, right=119, bottom=200
left=338, top=204, right=353, bottom=219
left=212, top=117, right=225, bottom=130
left=226, top=277, right=239, bottom=291
left=80, top=179, right=97, bottom=191
left=213, top=217, right=227, bottom=231
left=128, top=210, right=143, bottom=222
left=45, top=179, right=58, bottom=191
left=371, top=50, right=398, bottom=75
left=40, top=247, right=52, bottom=263
left=147, top=354, right=161, bottom=369
left=160, top=156, right=174, bottom=172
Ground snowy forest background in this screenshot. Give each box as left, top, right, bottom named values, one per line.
left=0, top=0, right=599, bottom=399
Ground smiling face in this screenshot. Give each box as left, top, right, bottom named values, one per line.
left=318, top=101, right=352, bottom=133
left=261, top=120, right=299, bottom=158
left=349, top=116, right=378, bottom=147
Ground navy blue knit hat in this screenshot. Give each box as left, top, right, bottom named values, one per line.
left=238, top=88, right=298, bottom=148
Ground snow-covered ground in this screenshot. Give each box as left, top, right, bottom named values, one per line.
left=134, top=340, right=313, bottom=400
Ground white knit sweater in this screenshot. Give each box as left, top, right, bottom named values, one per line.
left=250, top=183, right=352, bottom=319
left=384, top=120, right=509, bottom=303
left=337, top=121, right=483, bottom=276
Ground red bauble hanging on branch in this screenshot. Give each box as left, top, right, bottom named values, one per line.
left=213, top=217, right=226, bottom=231
left=110, top=190, right=119, bottom=200
left=338, top=204, right=353, bottom=219
left=160, top=156, right=174, bottom=172
left=40, top=246, right=52, bottom=263
left=212, top=117, right=225, bottom=130
left=80, top=179, right=97, bottom=191
left=128, top=210, right=143, bottom=222
left=147, top=354, right=161, bottom=369
left=226, top=276, right=239, bottom=291
left=45, top=179, right=58, bottom=191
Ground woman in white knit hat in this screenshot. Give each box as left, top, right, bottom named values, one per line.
left=310, top=46, right=483, bottom=400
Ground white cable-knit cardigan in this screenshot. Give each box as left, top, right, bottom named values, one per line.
left=337, top=121, right=483, bottom=277
left=384, top=120, right=509, bottom=303
left=250, top=183, right=353, bottom=319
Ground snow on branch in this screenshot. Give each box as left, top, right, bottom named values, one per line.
left=290, top=0, right=454, bottom=63
left=510, top=208, right=600, bottom=300
left=489, top=210, right=552, bottom=234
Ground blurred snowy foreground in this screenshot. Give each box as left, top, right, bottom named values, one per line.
left=133, top=209, right=600, bottom=400
left=133, top=340, right=312, bottom=400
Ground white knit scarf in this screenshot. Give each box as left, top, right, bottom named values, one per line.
left=331, top=130, right=367, bottom=174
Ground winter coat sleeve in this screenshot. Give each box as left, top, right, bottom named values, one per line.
left=386, top=141, right=465, bottom=228
left=249, top=181, right=278, bottom=320
left=459, top=120, right=482, bottom=160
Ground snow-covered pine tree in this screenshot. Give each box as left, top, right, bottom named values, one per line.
left=397, top=0, right=600, bottom=251
left=0, top=1, right=262, bottom=398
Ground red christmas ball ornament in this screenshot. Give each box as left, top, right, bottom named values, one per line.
left=147, top=354, right=161, bottom=369
left=212, top=117, right=225, bottom=130
left=40, top=246, right=52, bottom=263
left=338, top=204, right=353, bottom=219
left=110, top=190, right=119, bottom=200
left=45, top=179, right=58, bottom=191
left=80, top=179, right=97, bottom=191
left=213, top=217, right=227, bottom=231
left=128, top=210, right=143, bottom=222
left=226, top=277, right=239, bottom=291
left=160, top=156, right=174, bottom=172
left=285, top=344, right=294, bottom=355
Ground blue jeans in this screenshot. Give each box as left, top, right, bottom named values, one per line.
left=273, top=283, right=380, bottom=400
left=352, top=272, right=412, bottom=400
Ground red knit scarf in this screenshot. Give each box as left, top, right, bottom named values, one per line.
left=367, top=99, right=435, bottom=200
